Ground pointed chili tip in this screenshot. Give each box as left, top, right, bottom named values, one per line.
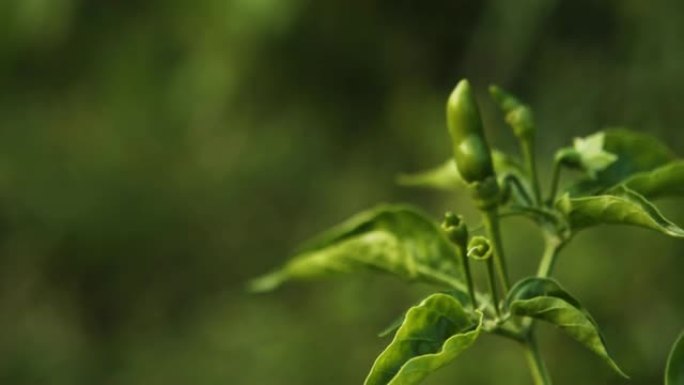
left=446, top=79, right=476, bottom=124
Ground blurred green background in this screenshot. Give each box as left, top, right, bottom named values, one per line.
left=0, top=0, right=682, bottom=384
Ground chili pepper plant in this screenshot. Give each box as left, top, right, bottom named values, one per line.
left=250, top=79, right=684, bottom=385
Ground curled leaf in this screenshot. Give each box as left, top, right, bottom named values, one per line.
left=377, top=290, right=472, bottom=338
left=249, top=205, right=467, bottom=292
left=617, top=161, right=684, bottom=200
left=505, top=277, right=627, bottom=378
left=556, top=186, right=684, bottom=238
left=365, top=293, right=482, bottom=385
left=666, top=331, right=684, bottom=385
left=467, top=236, right=492, bottom=261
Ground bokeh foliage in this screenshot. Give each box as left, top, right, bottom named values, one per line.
left=0, top=0, right=682, bottom=384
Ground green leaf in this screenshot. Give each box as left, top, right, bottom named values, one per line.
left=397, top=150, right=523, bottom=191
left=567, top=128, right=676, bottom=196
left=666, top=331, right=684, bottom=385
left=377, top=290, right=474, bottom=338
left=397, top=159, right=463, bottom=191
left=556, top=186, right=684, bottom=238
left=248, top=204, right=466, bottom=292
left=572, top=132, right=618, bottom=177
left=364, top=293, right=482, bottom=385
left=505, top=277, right=627, bottom=378
left=615, top=161, right=684, bottom=199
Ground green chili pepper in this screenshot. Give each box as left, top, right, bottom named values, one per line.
left=446, top=79, right=495, bottom=184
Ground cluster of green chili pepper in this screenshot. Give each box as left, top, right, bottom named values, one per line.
left=444, top=79, right=540, bottom=315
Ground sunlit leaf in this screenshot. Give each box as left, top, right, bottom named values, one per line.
left=572, top=132, right=617, bottom=177
left=666, top=331, right=684, bottom=385
left=567, top=128, right=676, bottom=196
left=249, top=205, right=467, bottom=292
left=377, top=289, right=474, bottom=338
left=615, top=161, right=684, bottom=199
left=505, top=277, right=627, bottom=378
left=365, top=293, right=482, bottom=385
left=397, top=150, right=523, bottom=191
left=556, top=186, right=684, bottom=238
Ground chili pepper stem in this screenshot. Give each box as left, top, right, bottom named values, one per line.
left=485, top=257, right=501, bottom=317
left=521, top=139, right=542, bottom=206
left=547, top=159, right=563, bottom=206
left=502, top=173, right=534, bottom=206
left=458, top=245, right=478, bottom=310
left=482, top=209, right=510, bottom=294
left=537, top=233, right=565, bottom=278
left=522, top=332, right=553, bottom=385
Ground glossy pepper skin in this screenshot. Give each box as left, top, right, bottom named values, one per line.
left=446, top=79, right=495, bottom=184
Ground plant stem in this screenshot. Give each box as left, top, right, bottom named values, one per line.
left=482, top=210, right=510, bottom=293
left=521, top=139, right=542, bottom=205
left=485, top=257, right=501, bottom=317
left=522, top=333, right=552, bottom=385
left=502, top=173, right=533, bottom=207
left=458, top=245, right=478, bottom=310
left=546, top=160, right=562, bottom=206
left=537, top=233, right=564, bottom=278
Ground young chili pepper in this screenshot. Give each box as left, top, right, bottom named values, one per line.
left=446, top=79, right=495, bottom=185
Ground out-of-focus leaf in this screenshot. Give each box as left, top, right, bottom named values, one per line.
left=566, top=128, right=676, bottom=196
left=397, top=159, right=463, bottom=191
left=397, top=150, right=523, bottom=191
left=556, top=186, right=684, bottom=238
left=505, top=277, right=627, bottom=378
left=248, top=205, right=466, bottom=292
left=364, top=293, right=482, bottom=385
left=571, top=132, right=617, bottom=177
left=666, top=331, right=684, bottom=385
left=614, top=161, right=684, bottom=199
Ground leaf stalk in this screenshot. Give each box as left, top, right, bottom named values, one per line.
left=522, top=333, right=553, bottom=385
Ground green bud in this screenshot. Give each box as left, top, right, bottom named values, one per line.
left=555, top=147, right=582, bottom=169
left=446, top=79, right=495, bottom=184
left=441, top=211, right=468, bottom=247
left=488, top=85, right=520, bottom=113
left=489, top=85, right=535, bottom=141
left=467, top=236, right=493, bottom=261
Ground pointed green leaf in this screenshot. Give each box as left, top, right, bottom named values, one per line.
left=397, top=159, right=464, bottom=191
left=397, top=150, right=523, bottom=191
left=556, top=186, right=684, bottom=238
left=567, top=128, right=676, bottom=196
left=365, top=293, right=482, bottom=385
left=616, top=161, right=684, bottom=199
left=505, top=277, right=627, bottom=378
left=249, top=205, right=466, bottom=292
left=666, top=331, right=684, bottom=385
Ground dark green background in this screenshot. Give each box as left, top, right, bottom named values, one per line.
left=0, top=0, right=682, bottom=384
